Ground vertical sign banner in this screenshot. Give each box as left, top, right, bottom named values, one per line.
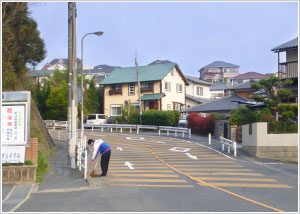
left=1, top=103, right=27, bottom=145
left=2, top=146, right=26, bottom=163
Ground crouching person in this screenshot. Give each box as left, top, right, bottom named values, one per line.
left=88, top=138, right=111, bottom=177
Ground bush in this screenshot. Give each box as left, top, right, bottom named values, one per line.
left=210, top=113, right=226, bottom=120
left=187, top=112, right=215, bottom=135
left=281, top=111, right=294, bottom=122
left=257, top=108, right=273, bottom=122
left=141, top=110, right=180, bottom=126
left=36, top=151, right=49, bottom=183
left=229, top=106, right=257, bottom=126
left=25, top=160, right=33, bottom=165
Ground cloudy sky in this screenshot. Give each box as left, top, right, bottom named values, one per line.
left=29, top=1, right=298, bottom=76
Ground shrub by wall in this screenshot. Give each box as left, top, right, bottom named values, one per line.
left=141, top=110, right=180, bottom=126
left=187, top=112, right=215, bottom=135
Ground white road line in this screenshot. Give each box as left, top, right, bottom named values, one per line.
left=124, top=161, right=134, bottom=169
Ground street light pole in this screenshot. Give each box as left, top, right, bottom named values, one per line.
left=80, top=31, right=103, bottom=141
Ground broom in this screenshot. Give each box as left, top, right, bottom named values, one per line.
left=89, top=158, right=100, bottom=178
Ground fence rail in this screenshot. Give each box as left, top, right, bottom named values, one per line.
left=84, top=123, right=191, bottom=138
left=267, top=122, right=298, bottom=134
left=219, top=136, right=237, bottom=156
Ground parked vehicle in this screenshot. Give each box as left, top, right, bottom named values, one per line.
left=86, top=114, right=108, bottom=125
left=178, top=115, right=188, bottom=128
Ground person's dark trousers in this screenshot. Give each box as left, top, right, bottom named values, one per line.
left=101, top=150, right=111, bottom=176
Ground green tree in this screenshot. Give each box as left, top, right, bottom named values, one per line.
left=229, top=106, right=257, bottom=126
left=2, top=2, right=46, bottom=90
left=84, top=79, right=102, bottom=116
left=250, top=75, right=293, bottom=121
left=45, top=84, right=68, bottom=121
left=33, top=81, right=51, bottom=119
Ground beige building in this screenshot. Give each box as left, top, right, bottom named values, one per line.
left=185, top=76, right=211, bottom=108
left=100, top=63, right=188, bottom=117
left=199, top=61, right=239, bottom=82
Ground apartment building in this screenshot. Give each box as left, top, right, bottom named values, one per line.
left=199, top=61, right=239, bottom=82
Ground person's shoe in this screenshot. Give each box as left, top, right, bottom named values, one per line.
left=100, top=174, right=106, bottom=176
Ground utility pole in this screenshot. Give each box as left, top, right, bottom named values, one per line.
left=68, top=2, right=77, bottom=169
left=135, top=52, right=142, bottom=124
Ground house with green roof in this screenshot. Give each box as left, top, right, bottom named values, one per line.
left=100, top=63, right=188, bottom=117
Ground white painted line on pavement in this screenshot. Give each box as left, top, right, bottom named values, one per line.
left=195, top=143, right=283, bottom=165
left=124, top=161, right=134, bottom=169
left=126, top=137, right=145, bottom=141
left=169, top=147, right=191, bottom=152
left=185, top=153, right=198, bottom=160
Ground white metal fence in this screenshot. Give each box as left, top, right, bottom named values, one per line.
left=84, top=124, right=191, bottom=138
left=77, top=135, right=88, bottom=180
left=219, top=136, right=237, bottom=156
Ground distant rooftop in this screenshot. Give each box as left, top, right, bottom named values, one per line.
left=200, top=61, right=239, bottom=70
left=187, top=94, right=249, bottom=113
left=185, top=76, right=211, bottom=86
left=210, top=83, right=228, bottom=91
left=100, top=63, right=188, bottom=85
left=231, top=72, right=267, bottom=80
left=271, top=37, right=298, bottom=52
left=148, top=60, right=175, bottom=65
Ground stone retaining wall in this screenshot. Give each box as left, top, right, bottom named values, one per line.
left=2, top=165, right=37, bottom=184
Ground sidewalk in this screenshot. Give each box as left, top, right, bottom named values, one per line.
left=2, top=139, right=90, bottom=212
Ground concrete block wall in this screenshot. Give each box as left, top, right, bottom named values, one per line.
left=25, top=138, right=38, bottom=164
left=242, top=123, right=298, bottom=163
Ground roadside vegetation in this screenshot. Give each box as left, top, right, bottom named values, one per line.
left=2, top=2, right=53, bottom=183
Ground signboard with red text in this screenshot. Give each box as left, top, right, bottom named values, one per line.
left=1, top=103, right=27, bottom=145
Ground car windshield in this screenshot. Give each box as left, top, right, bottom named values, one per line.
left=98, top=115, right=106, bottom=119
left=87, top=115, right=96, bottom=120
left=180, top=115, right=187, bottom=120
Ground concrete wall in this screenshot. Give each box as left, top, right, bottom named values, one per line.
left=242, top=122, right=298, bottom=162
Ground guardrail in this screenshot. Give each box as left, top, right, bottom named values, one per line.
left=44, top=120, right=67, bottom=130
left=84, top=124, right=191, bottom=138
left=219, top=136, right=237, bottom=156
left=45, top=121, right=191, bottom=139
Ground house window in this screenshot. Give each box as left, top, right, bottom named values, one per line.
left=171, top=69, right=174, bottom=76
left=196, top=87, right=203, bottom=96
left=128, top=83, right=135, bottom=95
left=167, top=104, right=171, bottom=110
left=164, top=82, right=171, bottom=91
left=176, top=84, right=183, bottom=93
left=111, top=105, right=122, bottom=116
left=111, top=84, right=122, bottom=90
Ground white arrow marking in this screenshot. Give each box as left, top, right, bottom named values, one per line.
left=169, top=147, right=191, bottom=152
left=154, top=141, right=166, bottom=144
left=124, top=161, right=134, bottom=169
left=185, top=153, right=198, bottom=160
left=117, top=147, right=123, bottom=151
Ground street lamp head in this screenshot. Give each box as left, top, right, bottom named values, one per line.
left=93, top=31, right=103, bottom=36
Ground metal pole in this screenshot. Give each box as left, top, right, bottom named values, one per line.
left=135, top=52, right=142, bottom=124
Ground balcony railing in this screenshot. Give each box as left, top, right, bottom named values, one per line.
left=141, top=87, right=154, bottom=93
left=109, top=89, right=122, bottom=95
left=278, top=61, right=298, bottom=78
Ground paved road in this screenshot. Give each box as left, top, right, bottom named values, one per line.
left=16, top=130, right=298, bottom=212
